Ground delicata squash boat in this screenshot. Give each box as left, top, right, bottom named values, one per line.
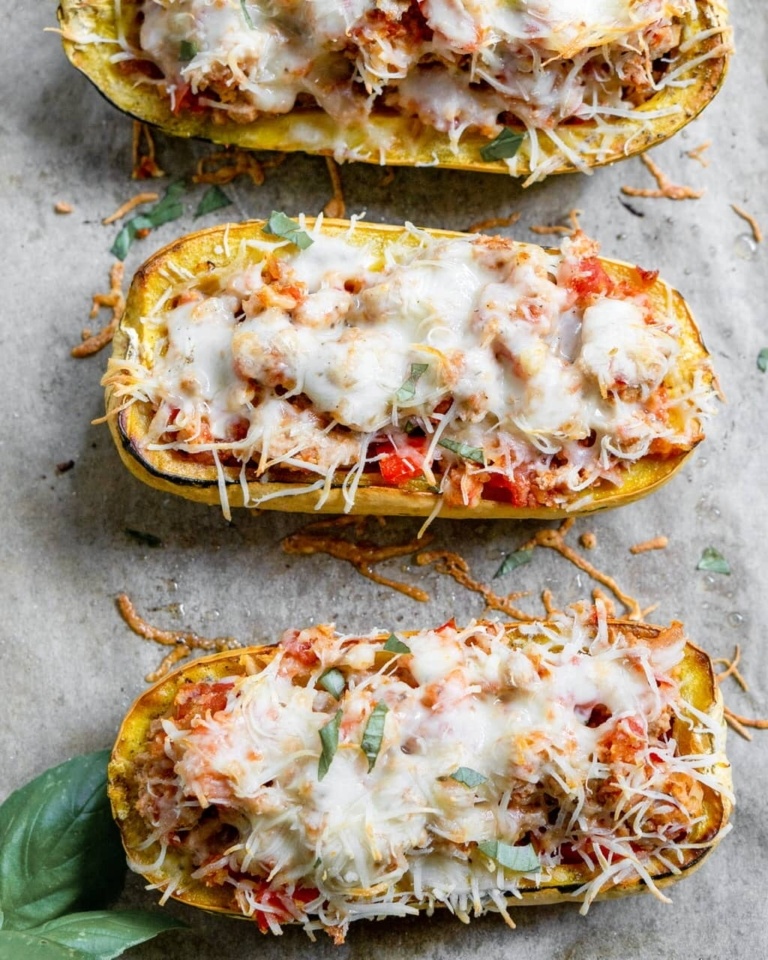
left=58, top=0, right=730, bottom=182
left=108, top=609, right=733, bottom=940
left=103, top=217, right=719, bottom=520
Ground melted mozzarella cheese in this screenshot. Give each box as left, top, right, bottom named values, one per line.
left=130, top=613, right=730, bottom=936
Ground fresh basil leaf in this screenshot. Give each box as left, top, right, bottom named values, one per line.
left=110, top=183, right=187, bottom=260
left=263, top=211, right=313, bottom=250
left=194, top=185, right=232, bottom=219
left=30, top=910, right=186, bottom=960
left=318, top=668, right=345, bottom=700
left=403, top=420, right=420, bottom=436
left=240, top=0, right=255, bottom=28
left=493, top=548, right=533, bottom=579
left=361, top=703, right=388, bottom=772
left=395, top=363, right=429, bottom=405
left=318, top=710, right=342, bottom=781
left=480, top=128, right=525, bottom=162
left=0, top=930, right=90, bottom=959
left=382, top=633, right=411, bottom=654
left=477, top=841, right=540, bottom=872
left=0, top=751, right=125, bottom=931
left=178, top=39, right=197, bottom=62
left=758, top=348, right=768, bottom=373
left=449, top=767, right=487, bottom=788
left=438, top=438, right=486, bottom=465
left=697, top=546, right=731, bottom=575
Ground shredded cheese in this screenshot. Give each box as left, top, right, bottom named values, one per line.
left=102, top=191, right=160, bottom=225
left=630, top=535, right=669, bottom=553
left=731, top=204, right=763, bottom=244
left=126, top=611, right=731, bottom=940
left=72, top=262, right=126, bottom=358
left=622, top=154, right=704, bottom=200
left=131, top=121, right=165, bottom=180
left=323, top=157, right=346, bottom=220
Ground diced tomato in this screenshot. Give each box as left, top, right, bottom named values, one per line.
left=173, top=682, right=233, bottom=724
left=377, top=436, right=428, bottom=486
left=481, top=471, right=531, bottom=507
left=569, top=258, right=614, bottom=302
left=253, top=885, right=319, bottom=934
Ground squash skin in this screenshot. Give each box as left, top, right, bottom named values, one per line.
left=104, top=218, right=717, bottom=520
left=58, top=0, right=730, bottom=178
left=107, top=620, right=733, bottom=923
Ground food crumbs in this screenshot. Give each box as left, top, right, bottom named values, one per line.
left=629, top=535, right=669, bottom=554
left=71, top=262, right=125, bottom=358
left=622, top=155, right=703, bottom=201
left=467, top=212, right=521, bottom=234
left=731, top=204, right=763, bottom=244
left=323, top=157, right=346, bottom=220
left=579, top=532, right=597, bottom=550
left=54, top=201, right=73, bottom=214
left=132, top=122, right=165, bottom=180
left=685, top=140, right=712, bottom=167
left=530, top=209, right=582, bottom=236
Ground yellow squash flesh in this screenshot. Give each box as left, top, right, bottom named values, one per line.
left=104, top=218, right=717, bottom=520
left=58, top=0, right=730, bottom=177
left=108, top=621, right=732, bottom=923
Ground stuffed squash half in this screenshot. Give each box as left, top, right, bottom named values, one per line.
left=108, top=608, right=733, bottom=941
left=58, top=0, right=730, bottom=182
left=103, top=217, right=718, bottom=520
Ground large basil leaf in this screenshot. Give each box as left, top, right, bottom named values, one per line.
left=0, top=751, right=125, bottom=930
left=0, top=929, right=91, bottom=959
left=30, top=911, right=186, bottom=959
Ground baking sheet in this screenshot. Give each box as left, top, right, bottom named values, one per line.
left=1, top=2, right=766, bottom=958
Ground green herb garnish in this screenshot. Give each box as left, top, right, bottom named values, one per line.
left=178, top=39, right=197, bottom=62
left=449, top=767, right=487, bottom=788
left=263, top=211, right=313, bottom=249
left=382, top=633, right=411, bottom=654
left=758, top=348, right=768, bottom=373
left=110, top=182, right=187, bottom=260
left=318, top=667, right=346, bottom=700
left=697, top=547, right=731, bottom=575
left=480, top=128, right=525, bottom=163
left=0, top=751, right=185, bottom=958
left=194, top=184, right=232, bottom=218
left=318, top=710, right=342, bottom=780
left=493, top=548, right=533, bottom=579
left=477, top=840, right=540, bottom=872
left=438, top=438, right=486, bottom=465
left=396, top=363, right=429, bottom=405
left=240, top=0, right=255, bottom=28
left=361, top=702, right=389, bottom=772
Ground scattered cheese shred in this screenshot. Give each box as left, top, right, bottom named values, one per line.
left=116, top=592, right=240, bottom=682
left=71, top=262, right=125, bottom=358
left=323, top=157, right=346, bottom=220
left=714, top=645, right=748, bottom=691
left=282, top=517, right=431, bottom=602
left=579, top=532, right=597, bottom=550
left=685, top=140, right=711, bottom=167
left=621, top=154, right=704, bottom=201
left=132, top=122, right=165, bottom=180
left=530, top=209, right=582, bottom=236
left=102, top=192, right=160, bottom=225
left=520, top=519, right=643, bottom=620
left=629, top=535, right=669, bottom=554
left=54, top=201, right=73, bottom=214
left=466, top=213, right=520, bottom=234
left=193, top=146, right=272, bottom=186
left=731, top=204, right=763, bottom=243
left=714, top=645, right=768, bottom=741
left=415, top=550, right=533, bottom=620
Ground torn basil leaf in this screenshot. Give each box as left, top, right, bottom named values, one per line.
left=110, top=182, right=187, bottom=260
left=178, top=40, right=197, bottom=62
left=697, top=547, right=731, bottom=575
left=194, top=185, right=232, bottom=218
left=382, top=634, right=411, bottom=654
left=493, top=548, right=533, bottom=579
left=318, top=668, right=345, bottom=700
left=758, top=348, right=768, bottom=373
left=477, top=840, right=540, bottom=872
left=240, top=0, right=255, bottom=28
left=396, top=363, right=429, bottom=404
left=449, top=767, right=487, bottom=788
left=361, top=703, right=388, bottom=772
left=318, top=710, right=342, bottom=781
left=263, top=211, right=313, bottom=249
left=480, top=128, right=525, bottom=162
left=438, top=438, right=486, bottom=465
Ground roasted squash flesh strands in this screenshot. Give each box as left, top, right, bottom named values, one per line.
left=108, top=612, right=732, bottom=940
left=58, top=0, right=730, bottom=181
left=103, top=218, right=718, bottom=519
